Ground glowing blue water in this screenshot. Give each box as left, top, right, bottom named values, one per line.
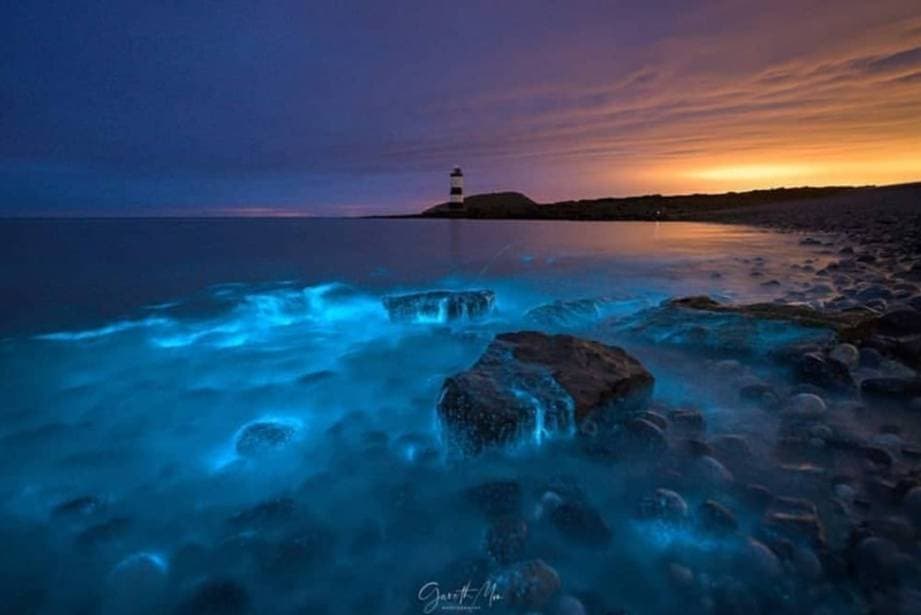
left=0, top=219, right=842, bottom=613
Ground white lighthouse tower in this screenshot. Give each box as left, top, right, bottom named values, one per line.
left=449, top=166, right=464, bottom=209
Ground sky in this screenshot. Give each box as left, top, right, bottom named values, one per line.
left=1, top=0, right=920, bottom=216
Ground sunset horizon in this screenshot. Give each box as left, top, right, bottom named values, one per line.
left=3, top=1, right=920, bottom=216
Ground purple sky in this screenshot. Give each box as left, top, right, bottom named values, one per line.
left=2, top=0, right=920, bottom=216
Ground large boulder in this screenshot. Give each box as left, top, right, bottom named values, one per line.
left=382, top=290, right=495, bottom=323
left=438, top=331, right=653, bottom=453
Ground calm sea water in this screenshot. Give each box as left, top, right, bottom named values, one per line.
left=0, top=219, right=845, bottom=614
left=1, top=218, right=810, bottom=337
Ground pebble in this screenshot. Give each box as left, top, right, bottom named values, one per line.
left=829, top=343, right=859, bottom=368
left=784, top=393, right=827, bottom=418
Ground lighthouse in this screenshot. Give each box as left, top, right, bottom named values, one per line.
left=449, top=166, right=464, bottom=209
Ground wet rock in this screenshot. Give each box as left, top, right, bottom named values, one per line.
left=902, top=487, right=921, bottom=527
left=709, top=434, right=752, bottom=467
left=493, top=559, right=561, bottom=610
left=666, top=562, right=695, bottom=589
left=549, top=499, right=612, bottom=547
left=637, top=410, right=668, bottom=431
left=623, top=417, right=668, bottom=453
left=741, top=537, right=782, bottom=578
left=466, top=481, right=523, bottom=520
left=878, top=308, right=921, bottom=336
left=853, top=536, right=899, bottom=587
left=829, top=343, right=860, bottom=368
left=382, top=289, right=494, bottom=322
left=861, top=377, right=921, bottom=401
left=738, top=381, right=779, bottom=408
left=227, top=497, right=295, bottom=530
left=669, top=409, right=704, bottom=431
left=555, top=595, right=588, bottom=615
left=637, top=488, right=689, bottom=522
left=794, top=352, right=855, bottom=391
left=693, top=455, right=734, bottom=487
left=743, top=483, right=775, bottom=511
left=486, top=517, right=528, bottom=564
left=175, top=578, right=251, bottom=615
left=438, top=331, right=653, bottom=453
left=859, top=346, right=883, bottom=368
left=235, top=420, right=296, bottom=457
left=260, top=525, right=336, bottom=578
left=762, top=502, right=826, bottom=549
left=783, top=393, right=827, bottom=419
left=666, top=296, right=879, bottom=342
left=76, top=516, right=131, bottom=549
left=863, top=446, right=895, bottom=469
left=107, top=552, right=168, bottom=610
left=793, top=546, right=823, bottom=580
left=525, top=297, right=625, bottom=329
left=698, top=500, right=738, bottom=534
left=52, top=495, right=105, bottom=517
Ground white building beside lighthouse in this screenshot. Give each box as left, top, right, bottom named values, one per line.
left=449, top=166, right=464, bottom=209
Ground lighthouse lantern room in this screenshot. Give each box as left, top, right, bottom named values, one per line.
left=449, top=167, right=464, bottom=209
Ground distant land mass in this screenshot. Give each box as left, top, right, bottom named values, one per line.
left=387, top=181, right=921, bottom=234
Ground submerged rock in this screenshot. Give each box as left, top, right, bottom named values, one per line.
left=465, top=480, right=523, bottom=519
left=493, top=559, right=561, bottom=610
left=609, top=297, right=839, bottom=355
left=665, top=296, right=880, bottom=342
left=438, top=331, right=653, bottom=453
left=861, top=377, right=921, bottom=401
left=382, top=289, right=495, bottom=323
left=235, top=420, right=297, bottom=457
left=486, top=517, right=528, bottom=563
left=637, top=488, right=689, bottom=522
left=794, top=352, right=855, bottom=391
left=175, top=578, right=251, bottom=615
left=549, top=499, right=613, bottom=546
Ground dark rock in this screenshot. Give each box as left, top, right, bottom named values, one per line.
left=861, top=377, right=921, bottom=400
left=878, top=308, right=921, bottom=336
left=227, top=497, right=295, bottom=530
left=863, top=446, right=895, bottom=469
left=669, top=409, right=704, bottom=431
left=794, top=352, right=855, bottom=391
left=693, top=455, right=734, bottom=486
left=260, top=525, right=336, bottom=578
left=174, top=578, right=251, bottom=615
left=493, top=559, right=561, bottom=610
left=762, top=510, right=826, bottom=548
left=52, top=495, right=105, bottom=517
left=438, top=331, right=653, bottom=453
left=637, top=488, right=689, bottom=522
left=904, top=487, right=921, bottom=527
left=486, top=517, right=528, bottom=564
left=637, top=410, right=668, bottom=431
left=549, top=500, right=612, bottom=547
left=525, top=297, right=630, bottom=329
left=76, top=517, right=131, bottom=548
left=235, top=421, right=296, bottom=457
left=853, top=536, right=899, bottom=587
left=859, top=347, right=883, bottom=368
left=465, top=481, right=523, bottom=520
left=698, top=500, right=738, bottom=534
left=622, top=417, right=668, bottom=453
left=710, top=434, right=753, bottom=466
left=741, top=537, right=783, bottom=577
left=382, top=290, right=494, bottom=322
left=666, top=296, right=879, bottom=342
